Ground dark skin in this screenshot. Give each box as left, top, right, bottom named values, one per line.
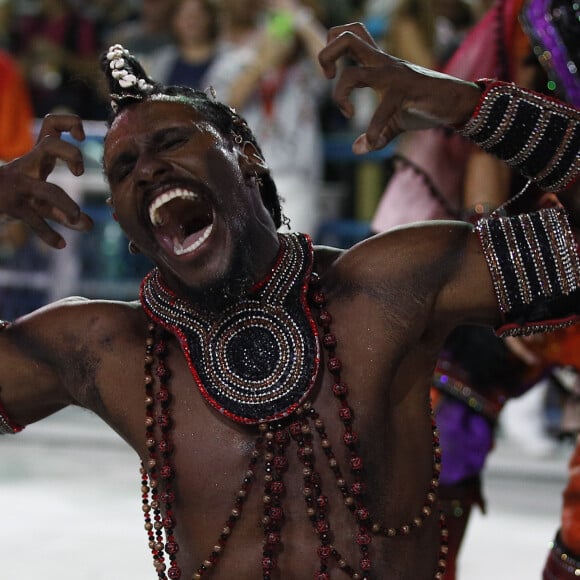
left=0, top=24, right=556, bottom=579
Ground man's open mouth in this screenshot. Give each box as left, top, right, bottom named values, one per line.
left=148, top=187, right=214, bottom=256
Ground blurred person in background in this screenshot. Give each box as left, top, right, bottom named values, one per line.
left=205, top=0, right=329, bottom=236
left=82, top=0, right=140, bottom=50
left=104, top=0, right=177, bottom=66
left=145, top=0, right=219, bottom=90
left=9, top=0, right=106, bottom=119
left=384, top=0, right=474, bottom=70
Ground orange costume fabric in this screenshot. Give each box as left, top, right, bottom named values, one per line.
left=562, top=440, right=580, bottom=554
left=0, top=51, right=34, bottom=161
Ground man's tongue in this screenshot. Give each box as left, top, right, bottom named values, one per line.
left=172, top=223, right=213, bottom=255
left=151, top=196, right=213, bottom=256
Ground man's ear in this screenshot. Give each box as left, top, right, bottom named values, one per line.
left=238, top=141, right=269, bottom=175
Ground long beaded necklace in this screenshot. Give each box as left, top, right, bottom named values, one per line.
left=139, top=233, right=448, bottom=579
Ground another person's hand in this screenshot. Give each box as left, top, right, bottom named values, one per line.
left=0, top=114, right=93, bottom=249
left=318, top=22, right=482, bottom=154
left=504, top=335, right=543, bottom=366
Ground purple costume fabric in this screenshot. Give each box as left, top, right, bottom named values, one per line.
left=521, top=0, right=580, bottom=108
left=435, top=397, right=494, bottom=486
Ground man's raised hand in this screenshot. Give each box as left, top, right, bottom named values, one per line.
left=318, top=22, right=482, bottom=154
left=0, top=114, right=93, bottom=249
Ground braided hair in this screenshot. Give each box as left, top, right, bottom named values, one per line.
left=100, top=45, right=284, bottom=229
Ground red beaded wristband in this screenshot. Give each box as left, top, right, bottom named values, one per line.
left=0, top=321, right=24, bottom=434
left=0, top=400, right=23, bottom=434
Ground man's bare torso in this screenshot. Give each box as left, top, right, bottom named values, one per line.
left=3, top=227, right=491, bottom=578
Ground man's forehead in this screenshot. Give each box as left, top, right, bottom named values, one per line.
left=109, top=100, right=212, bottom=132
left=104, top=101, right=224, bottom=150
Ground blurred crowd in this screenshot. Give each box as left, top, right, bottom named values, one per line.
left=0, top=0, right=493, bottom=299
left=0, top=0, right=490, bottom=141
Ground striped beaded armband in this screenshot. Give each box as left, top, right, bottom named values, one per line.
left=0, top=320, right=23, bottom=434
left=476, top=207, right=580, bottom=337
left=459, top=80, right=580, bottom=192
left=544, top=532, right=580, bottom=579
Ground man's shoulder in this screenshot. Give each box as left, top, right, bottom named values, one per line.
left=313, top=221, right=475, bottom=300
left=15, top=296, right=146, bottom=339
left=35, top=295, right=141, bottom=314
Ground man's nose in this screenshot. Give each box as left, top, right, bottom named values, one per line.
left=134, top=154, right=172, bottom=187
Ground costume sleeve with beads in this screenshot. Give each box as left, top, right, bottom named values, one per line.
left=475, top=207, right=580, bottom=337
left=0, top=321, right=23, bottom=434
left=459, top=80, right=580, bottom=192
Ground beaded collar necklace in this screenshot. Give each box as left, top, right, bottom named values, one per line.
left=140, top=233, right=320, bottom=424
left=139, top=233, right=448, bottom=579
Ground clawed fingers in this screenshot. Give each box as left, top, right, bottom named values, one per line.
left=34, top=134, right=85, bottom=180
left=325, top=22, right=377, bottom=50
left=16, top=205, right=68, bottom=249
left=0, top=113, right=91, bottom=248
left=330, top=64, right=361, bottom=118
left=331, top=62, right=389, bottom=116
left=34, top=202, right=93, bottom=234
left=320, top=25, right=403, bottom=152
left=361, top=94, right=402, bottom=152
left=3, top=178, right=93, bottom=248
left=332, top=63, right=401, bottom=153
left=319, top=25, right=381, bottom=79
left=37, top=113, right=85, bottom=143
left=28, top=180, right=91, bottom=229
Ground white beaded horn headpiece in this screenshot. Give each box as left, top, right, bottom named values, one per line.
left=103, top=44, right=156, bottom=113
left=102, top=44, right=221, bottom=116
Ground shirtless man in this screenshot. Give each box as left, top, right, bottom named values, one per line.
left=0, top=25, right=578, bottom=579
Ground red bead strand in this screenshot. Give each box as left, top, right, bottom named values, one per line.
left=260, top=422, right=289, bottom=580
left=143, top=323, right=171, bottom=579
left=308, top=273, right=447, bottom=578
left=290, top=409, right=334, bottom=578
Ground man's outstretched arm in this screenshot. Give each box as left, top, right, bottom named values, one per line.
left=0, top=114, right=95, bottom=433
left=319, top=23, right=580, bottom=337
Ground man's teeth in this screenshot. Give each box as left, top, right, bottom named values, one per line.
left=149, top=188, right=198, bottom=226
left=173, top=224, right=213, bottom=256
